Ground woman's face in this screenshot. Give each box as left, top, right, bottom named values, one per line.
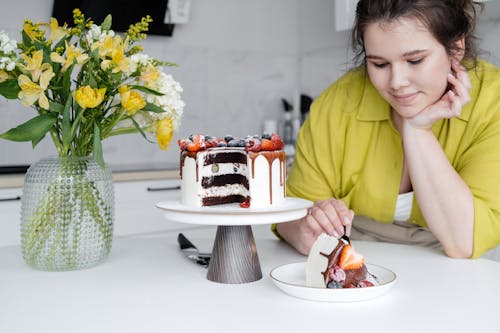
left=364, top=17, right=452, bottom=118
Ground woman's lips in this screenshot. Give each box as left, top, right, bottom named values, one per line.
left=392, top=92, right=419, bottom=105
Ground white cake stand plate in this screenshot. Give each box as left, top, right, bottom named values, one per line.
left=156, top=197, right=312, bottom=284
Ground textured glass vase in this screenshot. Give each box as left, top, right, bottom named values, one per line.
left=20, top=156, right=114, bottom=271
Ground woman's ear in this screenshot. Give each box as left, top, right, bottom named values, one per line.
left=451, top=37, right=466, bottom=62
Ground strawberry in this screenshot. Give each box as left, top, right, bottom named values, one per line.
left=186, top=134, right=206, bottom=152
left=338, top=244, right=365, bottom=270
left=178, top=139, right=189, bottom=151
left=270, top=133, right=285, bottom=149
left=261, top=139, right=277, bottom=151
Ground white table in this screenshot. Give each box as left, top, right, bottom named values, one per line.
left=1, top=225, right=499, bottom=333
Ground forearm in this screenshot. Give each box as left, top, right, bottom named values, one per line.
left=402, top=124, right=474, bottom=257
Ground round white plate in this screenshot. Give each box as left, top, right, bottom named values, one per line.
left=156, top=197, right=313, bottom=225
left=270, top=262, right=397, bottom=302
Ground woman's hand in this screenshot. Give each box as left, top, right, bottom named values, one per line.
left=407, top=59, right=472, bottom=130
left=276, top=198, right=354, bottom=255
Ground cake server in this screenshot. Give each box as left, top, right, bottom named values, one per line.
left=177, top=233, right=211, bottom=267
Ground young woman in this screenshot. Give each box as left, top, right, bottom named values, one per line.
left=275, top=0, right=500, bottom=258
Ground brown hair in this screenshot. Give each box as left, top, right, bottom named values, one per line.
left=351, top=0, right=483, bottom=69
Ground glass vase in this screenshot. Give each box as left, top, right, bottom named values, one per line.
left=20, top=156, right=114, bottom=271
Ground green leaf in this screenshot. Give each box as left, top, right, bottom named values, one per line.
left=101, top=15, right=112, bottom=31
left=0, top=79, right=21, bottom=99
left=0, top=114, right=57, bottom=142
left=62, top=64, right=74, bottom=100
left=21, top=31, right=33, bottom=48
left=130, top=85, right=164, bottom=96
left=62, top=95, right=73, bottom=151
left=131, top=117, right=155, bottom=143
left=93, top=124, right=105, bottom=168
left=142, top=102, right=166, bottom=113
left=49, top=101, right=65, bottom=113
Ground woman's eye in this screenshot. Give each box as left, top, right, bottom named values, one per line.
left=372, top=62, right=388, bottom=68
left=408, top=58, right=423, bottom=65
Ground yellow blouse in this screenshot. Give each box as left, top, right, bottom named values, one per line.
left=285, top=60, right=500, bottom=258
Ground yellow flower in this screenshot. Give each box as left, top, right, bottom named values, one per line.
left=47, top=18, right=68, bottom=42
left=74, top=86, right=106, bottom=109
left=100, top=35, right=130, bottom=73
left=139, top=63, right=160, bottom=84
left=0, top=70, right=9, bottom=83
left=50, top=41, right=89, bottom=72
left=20, top=50, right=51, bottom=83
left=23, top=20, right=44, bottom=41
left=119, top=86, right=146, bottom=115
left=17, top=67, right=54, bottom=110
left=156, top=117, right=174, bottom=150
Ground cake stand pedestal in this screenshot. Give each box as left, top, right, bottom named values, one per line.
left=156, top=197, right=312, bottom=284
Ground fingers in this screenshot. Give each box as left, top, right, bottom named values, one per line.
left=306, top=199, right=353, bottom=239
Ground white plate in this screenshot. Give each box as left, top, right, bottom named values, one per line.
left=270, top=262, right=397, bottom=302
left=156, top=197, right=313, bottom=225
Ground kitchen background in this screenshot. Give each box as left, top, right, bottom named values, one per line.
left=0, top=0, right=499, bottom=172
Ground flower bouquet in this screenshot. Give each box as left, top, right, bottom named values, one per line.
left=0, top=9, right=184, bottom=270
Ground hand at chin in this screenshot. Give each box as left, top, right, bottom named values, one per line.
left=406, top=91, right=460, bottom=130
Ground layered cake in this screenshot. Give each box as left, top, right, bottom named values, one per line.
left=179, top=133, right=286, bottom=208
left=306, top=233, right=378, bottom=288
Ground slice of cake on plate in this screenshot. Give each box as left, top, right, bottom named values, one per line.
left=306, top=233, right=378, bottom=288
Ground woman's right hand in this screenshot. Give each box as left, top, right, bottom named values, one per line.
left=276, top=198, right=354, bottom=255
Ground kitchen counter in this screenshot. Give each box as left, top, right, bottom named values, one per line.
left=1, top=226, right=499, bottom=333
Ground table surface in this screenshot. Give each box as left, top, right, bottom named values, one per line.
left=1, top=225, right=499, bottom=333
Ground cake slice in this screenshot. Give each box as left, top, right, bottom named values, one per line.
left=306, top=233, right=378, bottom=288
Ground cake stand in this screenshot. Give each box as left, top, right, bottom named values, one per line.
left=156, top=197, right=312, bottom=284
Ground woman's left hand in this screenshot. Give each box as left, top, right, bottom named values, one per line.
left=407, top=59, right=472, bottom=129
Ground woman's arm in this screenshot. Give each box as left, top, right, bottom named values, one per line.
left=396, top=59, right=474, bottom=258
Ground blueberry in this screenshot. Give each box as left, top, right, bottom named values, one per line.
left=228, top=139, right=245, bottom=147
left=217, top=142, right=227, bottom=147
left=327, top=281, right=343, bottom=289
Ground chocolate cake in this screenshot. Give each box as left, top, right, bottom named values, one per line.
left=306, top=233, right=378, bottom=289
left=179, top=134, right=286, bottom=208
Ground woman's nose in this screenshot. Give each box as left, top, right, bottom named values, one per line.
left=389, top=65, right=410, bottom=90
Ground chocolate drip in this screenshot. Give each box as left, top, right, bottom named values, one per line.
left=202, top=174, right=249, bottom=189
left=180, top=151, right=199, bottom=181
left=248, top=151, right=286, bottom=204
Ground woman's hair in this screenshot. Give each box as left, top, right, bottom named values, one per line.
left=351, top=0, right=483, bottom=69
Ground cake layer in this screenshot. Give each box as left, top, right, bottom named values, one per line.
left=202, top=194, right=247, bottom=206
left=202, top=174, right=249, bottom=189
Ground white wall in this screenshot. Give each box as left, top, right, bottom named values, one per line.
left=0, top=0, right=499, bottom=171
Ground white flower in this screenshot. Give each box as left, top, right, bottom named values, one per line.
left=0, top=31, right=17, bottom=54
left=85, top=24, right=114, bottom=44
left=128, top=53, right=152, bottom=73
left=145, top=72, right=185, bottom=129
left=0, top=57, right=15, bottom=71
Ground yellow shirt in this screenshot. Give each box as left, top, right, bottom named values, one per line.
left=286, top=60, right=500, bottom=258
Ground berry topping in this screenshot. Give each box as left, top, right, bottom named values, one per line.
left=357, top=280, right=374, bottom=288
left=261, top=133, right=271, bottom=140
left=261, top=139, right=278, bottom=151
left=224, top=135, right=235, bottom=142
left=239, top=199, right=250, bottom=208
left=186, top=134, right=206, bottom=152
left=228, top=138, right=246, bottom=147
left=338, top=244, right=365, bottom=270
left=245, top=138, right=262, bottom=152
left=329, top=265, right=346, bottom=283
left=178, top=139, right=189, bottom=151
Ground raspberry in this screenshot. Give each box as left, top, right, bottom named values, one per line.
left=239, top=199, right=250, bottom=208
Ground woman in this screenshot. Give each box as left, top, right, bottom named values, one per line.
left=275, top=0, right=500, bottom=258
